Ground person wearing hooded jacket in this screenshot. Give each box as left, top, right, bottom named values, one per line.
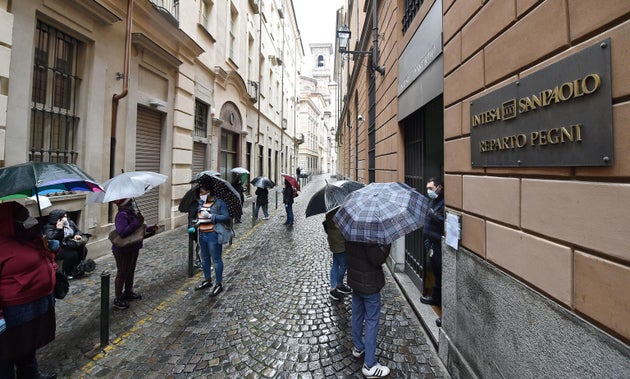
left=0, top=202, right=57, bottom=379
left=43, top=209, right=87, bottom=279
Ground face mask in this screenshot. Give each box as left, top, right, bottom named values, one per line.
left=427, top=189, right=438, bottom=200
left=200, top=194, right=208, bottom=202
left=18, top=216, right=39, bottom=229
left=62, top=217, right=69, bottom=226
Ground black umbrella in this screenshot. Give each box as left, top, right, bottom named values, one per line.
left=305, top=180, right=365, bottom=217
left=178, top=184, right=200, bottom=213
left=191, top=170, right=221, bottom=183
left=250, top=176, right=275, bottom=189
left=197, top=174, right=243, bottom=219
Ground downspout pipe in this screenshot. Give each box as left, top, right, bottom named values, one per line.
left=110, top=0, right=134, bottom=180
left=372, top=0, right=385, bottom=75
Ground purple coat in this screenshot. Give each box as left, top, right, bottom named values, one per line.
left=112, top=206, right=144, bottom=253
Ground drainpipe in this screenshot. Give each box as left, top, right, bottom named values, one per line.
left=110, top=0, right=134, bottom=181
left=372, top=0, right=385, bottom=75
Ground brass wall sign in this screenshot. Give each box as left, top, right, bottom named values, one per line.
left=470, top=39, right=613, bottom=167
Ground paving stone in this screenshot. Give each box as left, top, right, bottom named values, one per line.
left=37, top=174, right=449, bottom=378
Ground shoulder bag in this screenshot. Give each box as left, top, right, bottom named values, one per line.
left=109, top=224, right=147, bottom=248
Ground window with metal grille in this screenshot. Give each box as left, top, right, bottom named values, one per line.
left=31, top=21, right=81, bottom=163
left=194, top=99, right=209, bottom=138
left=402, top=0, right=423, bottom=34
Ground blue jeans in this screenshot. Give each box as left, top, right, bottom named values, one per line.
left=284, top=203, right=294, bottom=224
left=255, top=203, right=269, bottom=218
left=330, top=252, right=347, bottom=288
left=199, top=231, right=223, bottom=284
left=352, top=291, right=381, bottom=368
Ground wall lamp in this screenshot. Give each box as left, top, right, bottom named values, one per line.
left=336, top=25, right=385, bottom=75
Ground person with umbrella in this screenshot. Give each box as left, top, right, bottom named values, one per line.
left=231, top=173, right=245, bottom=223
left=323, top=208, right=352, bottom=301
left=0, top=202, right=58, bottom=379
left=282, top=179, right=296, bottom=225
left=110, top=198, right=156, bottom=310
left=191, top=183, right=231, bottom=297
left=254, top=186, right=270, bottom=220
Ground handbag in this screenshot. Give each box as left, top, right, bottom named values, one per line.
left=108, top=224, right=147, bottom=248
left=54, top=271, right=70, bottom=299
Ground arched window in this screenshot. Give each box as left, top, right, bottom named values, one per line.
left=317, top=55, right=324, bottom=67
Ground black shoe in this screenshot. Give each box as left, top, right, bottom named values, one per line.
left=336, top=284, right=352, bottom=294
left=420, top=295, right=441, bottom=306
left=436, top=318, right=442, bottom=327
left=195, top=280, right=212, bottom=291
left=113, top=297, right=129, bottom=310
left=329, top=289, right=342, bottom=301
left=234, top=220, right=242, bottom=224
left=123, top=292, right=142, bottom=301
left=208, top=283, right=223, bottom=297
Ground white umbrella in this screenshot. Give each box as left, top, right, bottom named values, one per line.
left=230, top=167, right=249, bottom=175
left=87, top=171, right=168, bottom=203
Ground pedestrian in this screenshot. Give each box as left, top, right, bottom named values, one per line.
left=186, top=186, right=203, bottom=269
left=43, top=209, right=89, bottom=279
left=0, top=202, right=57, bottom=379
left=346, top=240, right=391, bottom=378
left=420, top=177, right=444, bottom=326
left=231, top=173, right=244, bottom=223
left=323, top=208, right=351, bottom=300
left=254, top=186, right=270, bottom=220
left=110, top=198, right=154, bottom=310
left=192, top=183, right=231, bottom=297
left=296, top=167, right=301, bottom=179
left=282, top=179, right=295, bottom=225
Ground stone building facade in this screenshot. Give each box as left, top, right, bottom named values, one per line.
left=336, top=0, right=629, bottom=377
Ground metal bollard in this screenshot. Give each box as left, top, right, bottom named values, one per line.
left=100, top=271, right=110, bottom=348
left=188, top=234, right=194, bottom=278
left=252, top=202, right=256, bottom=227
left=275, top=191, right=278, bottom=209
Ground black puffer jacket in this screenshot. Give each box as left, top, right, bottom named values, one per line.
left=43, top=209, right=81, bottom=246
left=346, top=241, right=390, bottom=294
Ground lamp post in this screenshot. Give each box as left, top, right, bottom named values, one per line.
left=336, top=24, right=385, bottom=75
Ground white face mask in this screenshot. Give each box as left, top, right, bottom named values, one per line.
left=427, top=189, right=438, bottom=200
left=19, top=216, right=39, bottom=229
left=200, top=194, right=208, bottom=202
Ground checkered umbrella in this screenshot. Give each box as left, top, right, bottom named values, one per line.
left=332, top=182, right=429, bottom=245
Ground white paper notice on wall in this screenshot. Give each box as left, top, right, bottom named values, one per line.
left=445, top=211, right=461, bottom=249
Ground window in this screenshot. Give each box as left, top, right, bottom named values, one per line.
left=317, top=55, right=324, bottom=67
left=31, top=21, right=81, bottom=163
left=228, top=4, right=238, bottom=60
left=194, top=100, right=209, bottom=138
left=199, top=0, right=214, bottom=31
left=220, top=130, right=238, bottom=177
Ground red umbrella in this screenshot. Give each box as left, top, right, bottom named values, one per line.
left=281, top=173, right=299, bottom=190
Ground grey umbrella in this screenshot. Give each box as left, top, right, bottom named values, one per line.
left=332, top=182, right=429, bottom=245
left=305, top=180, right=364, bottom=217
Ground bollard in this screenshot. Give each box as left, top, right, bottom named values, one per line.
left=252, top=202, right=256, bottom=227
left=188, top=234, right=194, bottom=278
left=275, top=190, right=278, bottom=209
left=100, top=271, right=110, bottom=348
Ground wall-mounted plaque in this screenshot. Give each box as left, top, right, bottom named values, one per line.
left=470, top=39, right=613, bottom=167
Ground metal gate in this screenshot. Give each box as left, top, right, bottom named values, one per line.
left=403, top=110, right=426, bottom=290
left=135, top=106, right=162, bottom=225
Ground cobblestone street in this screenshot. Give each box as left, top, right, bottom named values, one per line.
left=38, top=174, right=448, bottom=378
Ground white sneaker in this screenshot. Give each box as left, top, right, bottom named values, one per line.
left=362, top=362, right=390, bottom=378
left=262, top=216, right=269, bottom=220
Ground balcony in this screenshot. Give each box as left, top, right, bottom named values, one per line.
left=247, top=80, right=258, bottom=103
left=150, top=0, right=179, bottom=27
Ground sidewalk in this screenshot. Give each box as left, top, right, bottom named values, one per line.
left=38, top=174, right=448, bottom=378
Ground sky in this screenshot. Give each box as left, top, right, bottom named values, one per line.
left=292, top=0, right=343, bottom=73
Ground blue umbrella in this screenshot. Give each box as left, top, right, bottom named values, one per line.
left=332, top=182, right=429, bottom=245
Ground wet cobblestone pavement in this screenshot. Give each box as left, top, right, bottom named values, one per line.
left=38, top=174, right=449, bottom=378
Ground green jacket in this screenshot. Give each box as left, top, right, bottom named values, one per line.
left=324, top=211, right=345, bottom=253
